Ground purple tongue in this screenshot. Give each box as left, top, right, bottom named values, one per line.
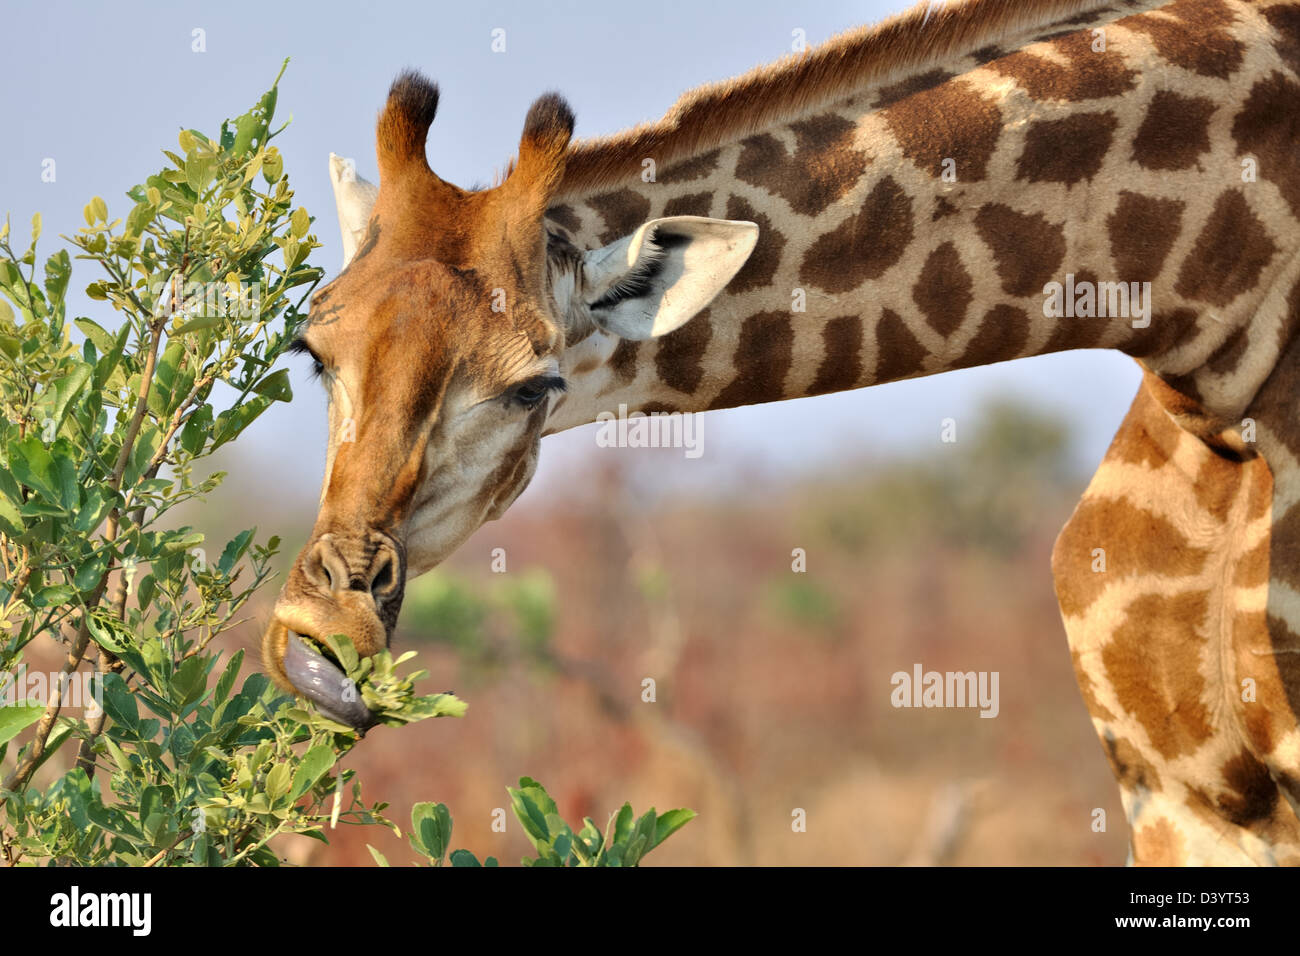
left=283, top=632, right=377, bottom=730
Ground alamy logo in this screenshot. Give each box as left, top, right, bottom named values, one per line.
left=890, top=663, right=1000, bottom=718
left=1, top=666, right=102, bottom=714
left=49, top=886, right=151, bottom=936
left=594, top=403, right=703, bottom=459
left=1042, top=273, right=1151, bottom=329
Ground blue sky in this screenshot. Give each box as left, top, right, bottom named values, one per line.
left=3, top=0, right=1142, bottom=506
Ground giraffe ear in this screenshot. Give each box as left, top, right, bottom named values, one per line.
left=582, top=216, right=758, bottom=340
left=329, top=153, right=379, bottom=268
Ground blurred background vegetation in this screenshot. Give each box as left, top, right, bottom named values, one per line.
left=16, top=394, right=1124, bottom=864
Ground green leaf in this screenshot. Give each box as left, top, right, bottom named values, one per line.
left=319, top=632, right=359, bottom=676
left=74, top=317, right=117, bottom=354
left=290, top=744, right=335, bottom=800
left=0, top=702, right=44, bottom=746
left=411, top=802, right=452, bottom=861
left=8, top=435, right=62, bottom=508
left=265, top=762, right=291, bottom=802
left=210, top=395, right=272, bottom=451
left=213, top=649, right=244, bottom=706
left=367, top=845, right=391, bottom=867
left=73, top=553, right=108, bottom=593
left=103, top=736, right=133, bottom=775
left=93, top=321, right=130, bottom=390
left=31, top=584, right=76, bottom=607
left=251, top=368, right=293, bottom=403
left=43, top=250, right=71, bottom=307
left=125, top=201, right=155, bottom=239
left=290, top=207, right=310, bottom=239
left=0, top=493, right=23, bottom=538
left=449, top=849, right=482, bottom=867
left=218, top=529, right=254, bottom=574
left=611, top=802, right=634, bottom=847
left=180, top=403, right=213, bottom=456
left=172, top=313, right=222, bottom=335
left=652, top=808, right=696, bottom=849
left=185, top=153, right=215, bottom=193
left=99, top=673, right=139, bottom=732
left=171, top=655, right=208, bottom=709
left=508, top=788, right=552, bottom=849
left=71, top=485, right=116, bottom=534
left=40, top=362, right=91, bottom=428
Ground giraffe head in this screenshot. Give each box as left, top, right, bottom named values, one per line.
left=261, top=72, right=757, bottom=725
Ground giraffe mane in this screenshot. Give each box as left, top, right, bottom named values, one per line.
left=555, top=0, right=1116, bottom=200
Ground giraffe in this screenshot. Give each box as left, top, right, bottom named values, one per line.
left=261, top=0, right=1300, bottom=863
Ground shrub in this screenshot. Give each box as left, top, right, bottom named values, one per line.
left=0, top=65, right=691, bottom=867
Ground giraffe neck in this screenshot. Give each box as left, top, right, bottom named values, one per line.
left=543, top=0, right=1298, bottom=436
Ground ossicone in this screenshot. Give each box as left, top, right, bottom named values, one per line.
left=377, top=70, right=441, bottom=179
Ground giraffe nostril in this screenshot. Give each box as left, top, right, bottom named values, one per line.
left=299, top=535, right=402, bottom=603
left=371, top=553, right=395, bottom=596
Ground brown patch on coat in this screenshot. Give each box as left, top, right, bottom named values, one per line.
left=1121, top=0, right=1244, bottom=79
left=1174, top=190, right=1278, bottom=307
left=1042, top=270, right=1108, bottom=353
left=1072, top=649, right=1117, bottom=723
left=725, top=195, right=785, bottom=294
left=808, top=316, right=864, bottom=395
left=874, top=308, right=928, bottom=383
left=801, top=176, right=914, bottom=293
left=974, top=203, right=1066, bottom=297
left=1127, top=309, right=1199, bottom=360
left=872, top=68, right=956, bottom=108
left=882, top=78, right=1003, bottom=181
left=1103, top=590, right=1216, bottom=760
left=589, top=189, right=653, bottom=245
left=1189, top=750, right=1278, bottom=828
left=960, top=305, right=1029, bottom=368
left=1132, top=817, right=1185, bottom=865
left=707, top=311, right=794, bottom=409
left=546, top=204, right=582, bottom=233
left=655, top=311, right=713, bottom=394
left=607, top=338, right=640, bottom=386
left=1107, top=191, right=1184, bottom=283
left=658, top=149, right=721, bottom=184
left=1103, top=733, right=1162, bottom=792
left=1232, top=72, right=1300, bottom=219
left=932, top=196, right=959, bottom=221
left=912, top=242, right=973, bottom=338
left=1264, top=4, right=1300, bottom=75
left=1054, top=497, right=1209, bottom=617
left=1016, top=112, right=1118, bottom=186
left=735, top=112, right=870, bottom=216
left=1131, top=90, right=1217, bottom=171
left=986, top=28, right=1138, bottom=101
left=662, top=191, right=713, bottom=218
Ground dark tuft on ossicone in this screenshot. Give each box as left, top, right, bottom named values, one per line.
left=378, top=70, right=440, bottom=167
left=523, top=92, right=576, bottom=149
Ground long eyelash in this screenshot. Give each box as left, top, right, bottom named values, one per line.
left=288, top=337, right=325, bottom=379
left=532, top=375, right=568, bottom=395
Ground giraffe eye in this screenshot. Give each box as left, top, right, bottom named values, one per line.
left=511, top=375, right=566, bottom=409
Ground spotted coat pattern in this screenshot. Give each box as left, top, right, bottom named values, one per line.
left=542, top=0, right=1300, bottom=864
